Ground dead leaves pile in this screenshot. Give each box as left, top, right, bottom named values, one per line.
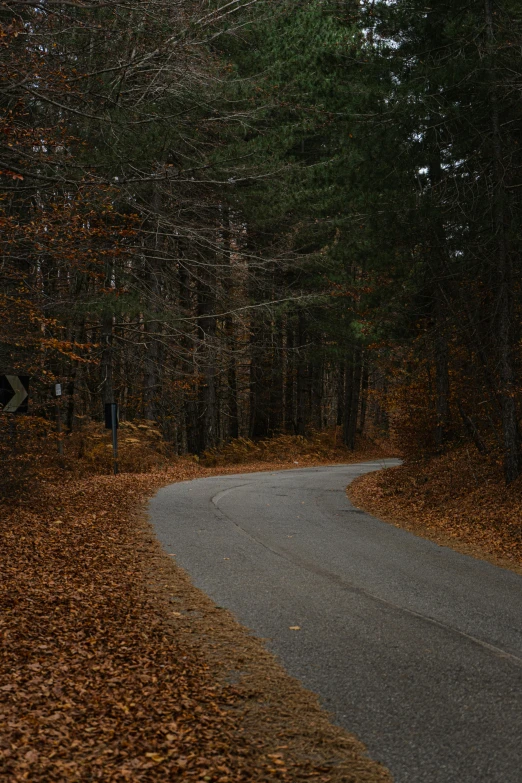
left=348, top=446, right=522, bottom=572
left=1, top=459, right=391, bottom=783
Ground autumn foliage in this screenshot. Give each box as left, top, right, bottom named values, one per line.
left=349, top=447, right=522, bottom=572
left=0, top=456, right=392, bottom=783
left=2, top=2, right=522, bottom=782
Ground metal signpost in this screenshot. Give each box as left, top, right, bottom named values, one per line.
left=104, top=402, right=119, bottom=475
left=55, top=383, right=63, bottom=456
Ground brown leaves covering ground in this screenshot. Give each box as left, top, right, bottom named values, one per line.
left=348, top=446, right=522, bottom=574
left=1, top=442, right=392, bottom=783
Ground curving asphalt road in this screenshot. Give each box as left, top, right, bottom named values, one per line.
left=149, top=462, right=522, bottom=783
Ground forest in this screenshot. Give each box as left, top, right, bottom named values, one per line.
left=2, top=4, right=522, bottom=782
left=1, top=0, right=522, bottom=485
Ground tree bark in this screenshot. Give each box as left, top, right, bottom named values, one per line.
left=336, top=361, right=345, bottom=427
left=284, top=318, right=295, bottom=433
left=100, top=271, right=114, bottom=410
left=268, top=315, right=284, bottom=434
left=179, top=262, right=199, bottom=454
left=222, top=209, right=239, bottom=441
left=434, top=310, right=450, bottom=449
left=457, top=401, right=488, bottom=455
left=197, top=258, right=218, bottom=452
left=358, top=360, right=369, bottom=435
left=144, top=184, right=162, bottom=422
left=485, top=0, right=520, bottom=483
left=295, top=310, right=307, bottom=437
left=346, top=344, right=362, bottom=450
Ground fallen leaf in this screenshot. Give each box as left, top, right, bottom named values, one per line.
left=145, top=752, right=166, bottom=763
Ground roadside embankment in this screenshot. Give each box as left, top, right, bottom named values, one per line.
left=348, top=446, right=522, bottom=574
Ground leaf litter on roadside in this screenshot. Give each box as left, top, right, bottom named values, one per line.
left=1, top=458, right=392, bottom=783
left=348, top=446, right=522, bottom=573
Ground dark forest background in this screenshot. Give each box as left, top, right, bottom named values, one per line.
left=2, top=0, right=521, bottom=484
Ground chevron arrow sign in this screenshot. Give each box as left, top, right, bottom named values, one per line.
left=0, top=375, right=29, bottom=414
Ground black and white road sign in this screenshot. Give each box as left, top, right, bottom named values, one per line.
left=0, top=375, right=29, bottom=413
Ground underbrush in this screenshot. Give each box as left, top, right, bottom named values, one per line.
left=1, top=420, right=394, bottom=493
left=202, top=430, right=392, bottom=466
left=0, top=419, right=169, bottom=493
left=73, top=420, right=168, bottom=473
left=0, top=415, right=55, bottom=496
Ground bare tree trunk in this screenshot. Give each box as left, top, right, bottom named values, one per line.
left=269, top=315, right=284, bottom=434
left=434, top=313, right=450, bottom=449
left=426, top=105, right=452, bottom=451
left=295, top=311, right=307, bottom=436
left=310, top=357, right=323, bottom=431
left=284, top=318, right=295, bottom=432
left=342, top=349, right=353, bottom=446
left=100, top=311, right=114, bottom=406
left=144, top=191, right=162, bottom=422
left=222, top=209, right=239, bottom=441
left=485, top=0, right=520, bottom=483
left=457, top=401, right=488, bottom=455
left=358, top=360, right=369, bottom=435
left=228, top=354, right=239, bottom=440
left=336, top=361, right=345, bottom=427
left=249, top=313, right=271, bottom=439
left=179, top=262, right=199, bottom=454
left=346, top=344, right=362, bottom=450
left=197, top=257, right=218, bottom=452
left=64, top=319, right=85, bottom=432
left=100, top=260, right=114, bottom=408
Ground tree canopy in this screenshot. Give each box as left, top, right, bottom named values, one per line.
left=1, top=0, right=522, bottom=483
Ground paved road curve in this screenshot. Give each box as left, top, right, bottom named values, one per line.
left=150, top=462, right=522, bottom=783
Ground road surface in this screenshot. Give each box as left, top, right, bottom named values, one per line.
left=149, top=462, right=522, bottom=783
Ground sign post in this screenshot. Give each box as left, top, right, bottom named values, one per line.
left=55, top=383, right=63, bottom=456
left=104, top=402, right=119, bottom=475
